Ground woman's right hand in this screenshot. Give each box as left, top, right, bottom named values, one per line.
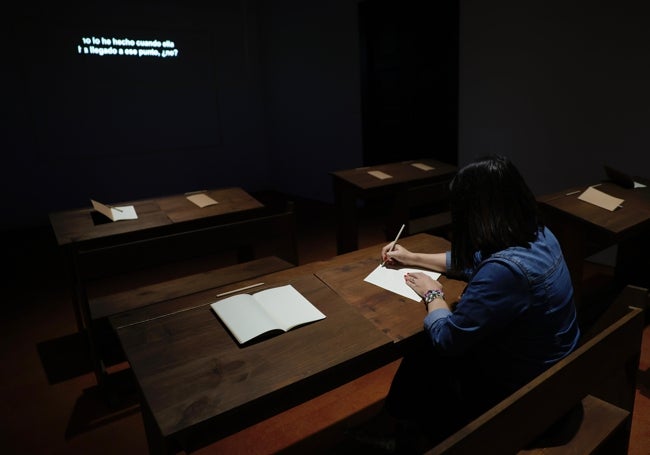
left=381, top=243, right=412, bottom=266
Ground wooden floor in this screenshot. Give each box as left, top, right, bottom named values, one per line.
left=2, top=195, right=650, bottom=454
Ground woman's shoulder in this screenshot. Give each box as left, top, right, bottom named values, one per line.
left=474, top=254, right=527, bottom=282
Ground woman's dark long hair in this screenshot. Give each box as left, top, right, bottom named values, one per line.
left=449, top=155, right=542, bottom=272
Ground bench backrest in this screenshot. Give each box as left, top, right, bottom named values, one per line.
left=74, top=202, right=298, bottom=282
left=426, top=285, right=646, bottom=454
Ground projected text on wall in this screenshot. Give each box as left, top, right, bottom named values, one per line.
left=77, top=36, right=180, bottom=58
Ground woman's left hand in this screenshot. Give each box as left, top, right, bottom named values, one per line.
left=404, top=272, right=442, bottom=298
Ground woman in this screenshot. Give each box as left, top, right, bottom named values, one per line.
left=372, top=155, right=580, bottom=452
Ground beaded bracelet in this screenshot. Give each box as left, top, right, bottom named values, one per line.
left=424, top=289, right=444, bottom=304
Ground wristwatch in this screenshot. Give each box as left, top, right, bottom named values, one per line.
left=424, top=289, right=444, bottom=304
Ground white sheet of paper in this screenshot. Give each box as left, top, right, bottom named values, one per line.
left=411, top=162, right=435, bottom=171
left=367, top=170, right=393, bottom=180
left=578, top=186, right=624, bottom=212
left=634, top=181, right=647, bottom=189
left=110, top=205, right=138, bottom=221
left=364, top=265, right=441, bottom=301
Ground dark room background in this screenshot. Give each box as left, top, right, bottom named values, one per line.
left=3, top=0, right=650, bottom=235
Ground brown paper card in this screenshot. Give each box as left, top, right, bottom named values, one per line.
left=367, top=170, right=393, bottom=180
left=186, top=193, right=218, bottom=208
left=578, top=186, right=624, bottom=211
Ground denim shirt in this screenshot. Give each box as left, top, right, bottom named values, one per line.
left=424, top=226, right=580, bottom=392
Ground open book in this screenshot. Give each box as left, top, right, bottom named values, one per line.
left=210, top=284, right=326, bottom=344
left=91, top=199, right=138, bottom=221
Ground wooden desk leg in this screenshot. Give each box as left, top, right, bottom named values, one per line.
left=616, top=237, right=650, bottom=290
left=62, top=247, right=86, bottom=332
left=553, top=224, right=586, bottom=307
left=142, top=401, right=175, bottom=455
left=71, top=250, right=108, bottom=388
left=333, top=180, right=359, bottom=254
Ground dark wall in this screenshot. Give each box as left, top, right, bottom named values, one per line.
left=261, top=0, right=364, bottom=202
left=2, top=1, right=276, bottom=229
left=458, top=0, right=650, bottom=195
left=4, top=0, right=650, bottom=231
left=358, top=0, right=459, bottom=167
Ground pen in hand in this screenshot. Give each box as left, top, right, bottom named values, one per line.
left=381, top=223, right=405, bottom=266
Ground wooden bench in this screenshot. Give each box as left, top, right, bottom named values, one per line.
left=75, top=201, right=298, bottom=281
left=88, top=256, right=295, bottom=321
left=275, top=285, right=645, bottom=454
left=74, top=203, right=299, bottom=386
left=425, top=285, right=646, bottom=455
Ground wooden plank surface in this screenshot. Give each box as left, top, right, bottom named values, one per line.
left=316, top=234, right=466, bottom=343
left=95, top=256, right=294, bottom=320
left=331, top=159, right=457, bottom=191
left=116, top=273, right=394, bottom=439
left=157, top=187, right=263, bottom=223
left=49, top=200, right=168, bottom=245
left=538, top=182, right=650, bottom=237
left=48, top=187, right=264, bottom=246
left=518, top=395, right=629, bottom=455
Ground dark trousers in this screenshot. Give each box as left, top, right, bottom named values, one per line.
left=385, top=336, right=504, bottom=448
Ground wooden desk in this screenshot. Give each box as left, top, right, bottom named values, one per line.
left=49, top=187, right=264, bottom=331
left=538, top=181, right=650, bottom=305
left=49, top=187, right=263, bottom=249
left=317, top=234, right=465, bottom=346
left=112, top=274, right=394, bottom=455
left=111, top=233, right=465, bottom=454
left=49, top=187, right=269, bottom=387
left=331, top=159, right=457, bottom=254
